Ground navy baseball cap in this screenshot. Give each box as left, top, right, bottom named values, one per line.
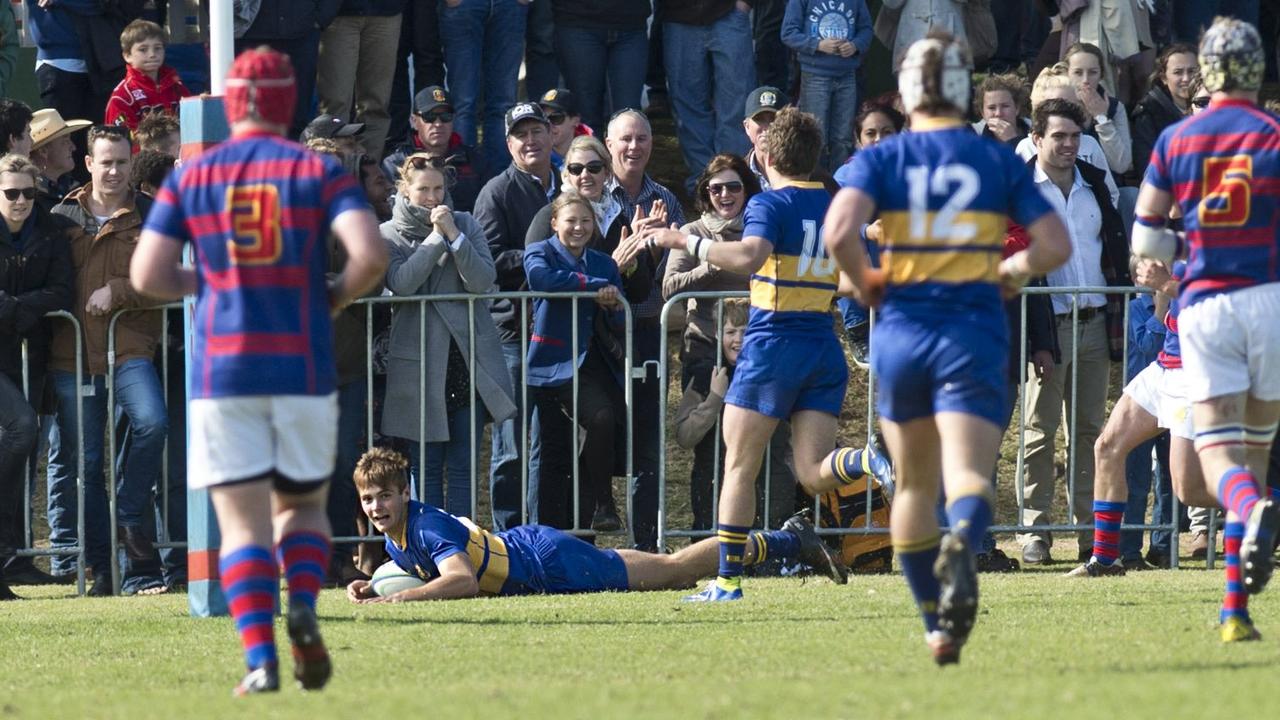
left=744, top=86, right=787, bottom=120
left=415, top=86, right=453, bottom=115
left=303, top=113, right=364, bottom=140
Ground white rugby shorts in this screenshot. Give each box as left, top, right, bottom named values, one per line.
left=1180, top=283, right=1280, bottom=403
left=1122, top=362, right=1194, bottom=440
left=188, top=393, right=338, bottom=489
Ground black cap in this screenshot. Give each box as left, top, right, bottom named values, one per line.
left=538, top=88, right=578, bottom=116
left=744, top=86, right=787, bottom=120
left=415, top=85, right=453, bottom=115
left=504, top=102, right=550, bottom=135
left=303, top=113, right=364, bottom=140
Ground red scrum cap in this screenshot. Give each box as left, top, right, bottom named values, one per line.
left=224, top=46, right=296, bottom=129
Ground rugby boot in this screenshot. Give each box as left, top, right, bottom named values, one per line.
left=926, top=629, right=962, bottom=666
left=846, top=322, right=870, bottom=369
left=1064, top=558, right=1127, bottom=577
left=232, top=664, right=280, bottom=697
left=1220, top=615, right=1262, bottom=643
left=287, top=604, right=332, bottom=691
left=934, top=531, right=978, bottom=646
left=865, top=434, right=896, bottom=501
left=681, top=578, right=743, bottom=602
left=782, top=513, right=848, bottom=584
left=1241, top=498, right=1280, bottom=594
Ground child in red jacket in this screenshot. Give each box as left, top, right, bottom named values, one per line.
left=104, top=20, right=192, bottom=134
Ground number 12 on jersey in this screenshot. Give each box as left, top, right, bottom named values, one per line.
left=905, top=164, right=980, bottom=242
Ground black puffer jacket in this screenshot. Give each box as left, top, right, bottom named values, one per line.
left=0, top=205, right=73, bottom=380
left=1129, top=83, right=1186, bottom=184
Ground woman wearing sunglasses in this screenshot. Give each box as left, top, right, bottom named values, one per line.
left=381, top=153, right=516, bottom=519
left=525, top=135, right=654, bottom=305
left=0, top=153, right=72, bottom=599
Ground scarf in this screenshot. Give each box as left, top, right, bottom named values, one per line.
left=592, top=194, right=623, bottom=235
left=699, top=211, right=743, bottom=240
left=391, top=192, right=437, bottom=243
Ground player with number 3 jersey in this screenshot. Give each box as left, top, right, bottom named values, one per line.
left=1132, top=17, right=1280, bottom=642
left=825, top=35, right=1070, bottom=665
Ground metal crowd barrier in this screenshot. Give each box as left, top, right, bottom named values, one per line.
left=19, top=311, right=87, bottom=595
left=658, top=286, right=1198, bottom=566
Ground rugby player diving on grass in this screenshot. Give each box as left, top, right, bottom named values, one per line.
left=345, top=447, right=847, bottom=602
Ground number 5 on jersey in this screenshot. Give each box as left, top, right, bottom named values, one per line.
left=226, top=184, right=283, bottom=265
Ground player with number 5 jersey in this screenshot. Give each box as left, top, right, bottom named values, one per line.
left=825, top=35, right=1070, bottom=665
left=642, top=107, right=872, bottom=606
left=1132, top=17, right=1280, bottom=640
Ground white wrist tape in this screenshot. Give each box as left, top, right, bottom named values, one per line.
left=1131, top=217, right=1179, bottom=265
left=685, top=234, right=710, bottom=262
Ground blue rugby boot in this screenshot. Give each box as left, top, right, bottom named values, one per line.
left=682, top=578, right=743, bottom=602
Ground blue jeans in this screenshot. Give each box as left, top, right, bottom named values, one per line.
left=1121, top=432, right=1173, bottom=560
left=799, top=72, right=857, bottom=169
left=439, top=0, right=528, bottom=172
left=330, top=380, right=367, bottom=544
left=48, top=359, right=168, bottom=575
left=491, top=340, right=540, bottom=529
left=554, top=26, right=649, bottom=133
left=837, top=234, right=880, bottom=329
left=663, top=11, right=756, bottom=187
left=523, top=0, right=558, bottom=101
left=406, top=406, right=485, bottom=518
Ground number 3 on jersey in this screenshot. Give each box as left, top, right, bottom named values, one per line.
left=226, top=184, right=283, bottom=265
left=905, top=164, right=980, bottom=241
left=1199, top=154, right=1251, bottom=228
left=798, top=219, right=835, bottom=279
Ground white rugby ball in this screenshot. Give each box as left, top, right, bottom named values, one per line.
left=370, top=560, right=427, bottom=597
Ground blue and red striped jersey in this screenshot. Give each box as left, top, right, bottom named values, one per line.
left=144, top=131, right=368, bottom=398
left=1144, top=99, right=1280, bottom=309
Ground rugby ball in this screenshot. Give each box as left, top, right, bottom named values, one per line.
left=370, top=561, right=427, bottom=597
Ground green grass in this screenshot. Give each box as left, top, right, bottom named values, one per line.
left=3, top=568, right=1278, bottom=719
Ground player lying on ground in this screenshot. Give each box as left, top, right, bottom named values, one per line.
left=640, top=107, right=885, bottom=603
left=1131, top=17, right=1280, bottom=643
left=345, top=447, right=847, bottom=602
left=823, top=34, right=1071, bottom=665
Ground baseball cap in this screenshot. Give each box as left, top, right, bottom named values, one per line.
left=538, top=88, right=578, bottom=116
left=415, top=86, right=453, bottom=115
left=504, top=102, right=549, bottom=135
left=303, top=113, right=365, bottom=140
left=744, top=86, right=787, bottom=120
left=30, top=109, right=92, bottom=151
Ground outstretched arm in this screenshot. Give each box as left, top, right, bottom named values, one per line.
left=643, top=226, right=773, bottom=275
left=348, top=553, right=480, bottom=603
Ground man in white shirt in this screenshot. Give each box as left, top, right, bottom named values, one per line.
left=1018, top=98, right=1131, bottom=566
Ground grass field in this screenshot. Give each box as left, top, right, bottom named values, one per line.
left=4, top=565, right=1279, bottom=719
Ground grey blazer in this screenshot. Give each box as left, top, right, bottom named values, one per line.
left=380, top=210, right=517, bottom=442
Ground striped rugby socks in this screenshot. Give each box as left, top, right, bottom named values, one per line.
left=716, top=523, right=749, bottom=592
left=219, top=546, right=278, bottom=670
left=1218, top=467, right=1262, bottom=521
left=1091, top=500, right=1125, bottom=566
left=1222, top=521, right=1249, bottom=624
left=277, top=531, right=330, bottom=612
left=746, top=529, right=800, bottom=567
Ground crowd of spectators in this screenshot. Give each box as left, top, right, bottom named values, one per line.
left=0, top=0, right=1278, bottom=598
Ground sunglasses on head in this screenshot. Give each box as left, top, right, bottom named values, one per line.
left=406, top=155, right=443, bottom=170
left=708, top=181, right=744, bottom=195
left=419, top=111, right=454, bottom=124
left=566, top=161, right=605, bottom=176
left=1191, top=96, right=1210, bottom=108
left=1, top=187, right=35, bottom=200
left=546, top=112, right=567, bottom=125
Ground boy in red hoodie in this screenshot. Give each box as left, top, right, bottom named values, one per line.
left=104, top=20, right=192, bottom=134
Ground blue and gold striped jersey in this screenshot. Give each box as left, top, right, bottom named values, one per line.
left=386, top=500, right=528, bottom=596
left=741, top=181, right=838, bottom=337
left=835, top=118, right=1053, bottom=321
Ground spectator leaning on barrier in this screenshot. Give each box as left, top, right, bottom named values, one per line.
left=382, top=155, right=515, bottom=519
left=742, top=87, right=787, bottom=191
left=316, top=0, right=403, bottom=158
left=972, top=73, right=1031, bottom=148
left=660, top=0, right=756, bottom=190
left=1128, top=43, right=1198, bottom=183
left=29, top=109, right=91, bottom=211
left=550, top=0, right=650, bottom=135
left=48, top=126, right=169, bottom=596
left=781, top=0, right=873, bottom=169
left=1016, top=65, right=1121, bottom=207
left=1017, top=99, right=1131, bottom=567
left=604, top=108, right=684, bottom=551
left=0, top=100, right=33, bottom=157
left=438, top=0, right=529, bottom=173
left=104, top=20, right=193, bottom=134
left=473, top=102, right=559, bottom=532
left=383, top=86, right=486, bottom=214
left=524, top=191, right=627, bottom=532
left=0, top=153, right=74, bottom=596
left=525, top=135, right=653, bottom=305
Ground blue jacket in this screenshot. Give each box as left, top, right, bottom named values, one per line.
left=781, top=0, right=872, bottom=78
left=524, top=236, right=624, bottom=388
left=26, top=0, right=98, bottom=62
left=1125, top=294, right=1165, bottom=383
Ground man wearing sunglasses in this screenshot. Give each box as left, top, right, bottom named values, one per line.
left=383, top=85, right=485, bottom=213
